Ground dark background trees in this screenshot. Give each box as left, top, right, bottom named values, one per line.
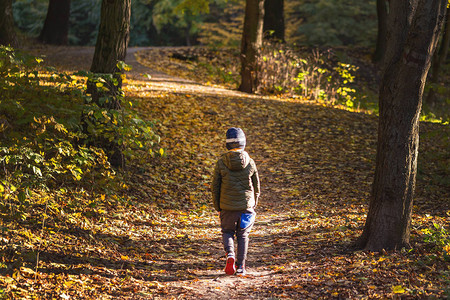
left=38, top=0, right=71, bottom=45
left=0, top=0, right=18, bottom=46
left=11, top=0, right=378, bottom=47
left=263, top=0, right=285, bottom=42
left=372, top=0, right=388, bottom=63
left=239, top=0, right=264, bottom=93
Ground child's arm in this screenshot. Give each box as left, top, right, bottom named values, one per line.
left=211, top=162, right=222, bottom=211
left=251, top=161, right=260, bottom=207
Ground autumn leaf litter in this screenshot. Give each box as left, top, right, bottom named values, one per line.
left=0, top=46, right=449, bottom=299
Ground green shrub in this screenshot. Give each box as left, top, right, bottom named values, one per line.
left=0, top=46, right=160, bottom=203
left=257, top=43, right=358, bottom=107
left=421, top=223, right=450, bottom=260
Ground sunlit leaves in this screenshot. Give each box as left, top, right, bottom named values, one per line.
left=392, top=285, right=406, bottom=294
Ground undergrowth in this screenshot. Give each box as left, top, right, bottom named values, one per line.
left=0, top=46, right=160, bottom=218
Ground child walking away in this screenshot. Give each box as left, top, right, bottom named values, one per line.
left=211, top=127, right=260, bottom=276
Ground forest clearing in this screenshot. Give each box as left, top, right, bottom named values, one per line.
left=0, top=45, right=448, bottom=299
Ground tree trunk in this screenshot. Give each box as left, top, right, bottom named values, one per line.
left=263, top=0, right=285, bottom=42
left=0, top=0, right=17, bottom=47
left=38, top=0, right=71, bottom=45
left=90, top=0, right=131, bottom=106
left=87, top=0, right=131, bottom=168
left=357, top=0, right=447, bottom=252
left=91, top=0, right=131, bottom=76
left=239, top=0, right=264, bottom=93
left=426, top=6, right=450, bottom=104
left=372, top=0, right=388, bottom=63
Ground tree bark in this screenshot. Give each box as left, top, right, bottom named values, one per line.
left=372, top=0, right=388, bottom=63
left=90, top=0, right=131, bottom=106
left=239, top=0, right=264, bottom=93
left=263, top=0, right=285, bottom=42
left=357, top=0, right=447, bottom=251
left=91, top=0, right=131, bottom=76
left=426, top=6, right=450, bottom=104
left=0, top=0, right=18, bottom=47
left=38, top=0, right=71, bottom=45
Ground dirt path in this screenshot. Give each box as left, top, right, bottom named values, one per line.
left=31, top=46, right=252, bottom=98
left=116, top=48, right=372, bottom=298
left=123, top=48, right=300, bottom=298
left=32, top=46, right=300, bottom=297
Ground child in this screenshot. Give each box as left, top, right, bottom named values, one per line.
left=211, top=127, right=260, bottom=276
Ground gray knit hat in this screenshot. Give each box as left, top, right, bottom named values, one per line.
left=226, top=127, right=246, bottom=150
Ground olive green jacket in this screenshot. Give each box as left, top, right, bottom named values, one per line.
left=211, top=150, right=260, bottom=211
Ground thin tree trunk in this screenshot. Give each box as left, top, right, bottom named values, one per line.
left=0, top=0, right=17, bottom=47
left=239, top=0, right=264, bottom=93
left=90, top=0, right=131, bottom=107
left=372, top=0, right=388, bottom=63
left=91, top=0, right=131, bottom=75
left=357, top=0, right=447, bottom=251
left=263, top=0, right=285, bottom=42
left=87, top=0, right=131, bottom=168
left=39, top=0, right=71, bottom=45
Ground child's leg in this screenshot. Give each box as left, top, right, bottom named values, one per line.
left=220, top=210, right=240, bottom=275
left=222, top=230, right=235, bottom=254
left=236, top=210, right=256, bottom=266
left=220, top=210, right=239, bottom=255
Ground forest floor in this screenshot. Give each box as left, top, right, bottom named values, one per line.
left=1, top=45, right=449, bottom=299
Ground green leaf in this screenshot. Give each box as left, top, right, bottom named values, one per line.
left=18, top=190, right=26, bottom=203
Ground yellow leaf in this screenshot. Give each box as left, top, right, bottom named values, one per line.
left=393, top=285, right=405, bottom=294
left=159, top=148, right=164, bottom=156
left=121, top=255, right=129, bottom=260
left=20, top=267, right=35, bottom=276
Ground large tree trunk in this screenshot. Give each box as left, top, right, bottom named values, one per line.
left=38, top=0, right=71, bottom=45
left=372, top=0, right=388, bottom=63
left=0, top=0, right=17, bottom=47
left=239, top=0, right=264, bottom=93
left=357, top=0, right=447, bottom=251
left=263, top=0, right=285, bottom=42
left=426, top=6, right=450, bottom=104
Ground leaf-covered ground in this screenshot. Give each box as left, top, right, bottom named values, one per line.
left=1, top=46, right=449, bottom=299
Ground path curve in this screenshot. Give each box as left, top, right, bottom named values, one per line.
left=33, top=45, right=256, bottom=99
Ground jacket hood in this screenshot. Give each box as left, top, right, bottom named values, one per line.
left=223, top=150, right=250, bottom=171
